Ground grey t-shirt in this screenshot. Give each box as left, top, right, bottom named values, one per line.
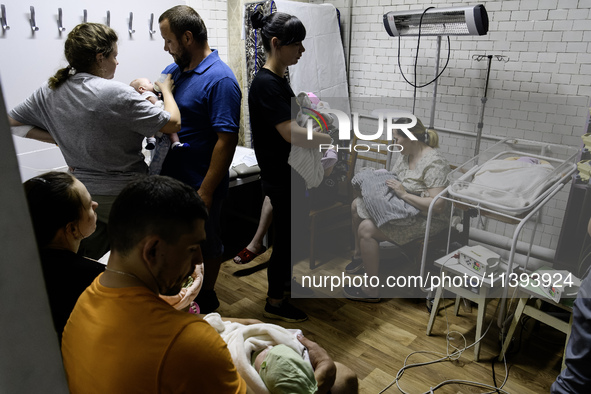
left=10, top=73, right=170, bottom=195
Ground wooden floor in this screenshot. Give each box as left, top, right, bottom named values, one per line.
left=215, top=247, right=567, bottom=394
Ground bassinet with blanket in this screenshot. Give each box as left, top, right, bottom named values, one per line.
left=447, top=139, right=578, bottom=215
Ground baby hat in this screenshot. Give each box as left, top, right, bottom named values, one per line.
left=258, top=344, right=317, bottom=394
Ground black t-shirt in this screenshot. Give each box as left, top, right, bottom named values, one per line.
left=248, top=68, right=299, bottom=189
left=40, top=248, right=105, bottom=341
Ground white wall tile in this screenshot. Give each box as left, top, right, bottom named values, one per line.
left=186, top=0, right=228, bottom=62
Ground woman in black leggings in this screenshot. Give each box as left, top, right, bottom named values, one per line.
left=248, top=10, right=331, bottom=322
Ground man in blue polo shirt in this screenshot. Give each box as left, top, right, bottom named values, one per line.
left=158, top=5, right=241, bottom=312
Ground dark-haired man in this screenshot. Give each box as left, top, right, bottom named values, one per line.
left=158, top=5, right=241, bottom=313
left=61, top=176, right=247, bottom=393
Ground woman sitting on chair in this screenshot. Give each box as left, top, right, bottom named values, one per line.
left=24, top=171, right=104, bottom=341
left=343, top=118, right=451, bottom=302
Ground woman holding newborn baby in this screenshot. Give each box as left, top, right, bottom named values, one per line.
left=344, top=118, right=451, bottom=302
left=10, top=23, right=181, bottom=260
left=248, top=9, right=331, bottom=322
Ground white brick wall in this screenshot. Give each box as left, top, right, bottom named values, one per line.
left=329, top=0, right=590, bottom=251
left=186, top=0, right=228, bottom=62
left=340, top=0, right=590, bottom=140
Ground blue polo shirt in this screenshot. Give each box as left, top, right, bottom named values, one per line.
left=160, top=50, right=241, bottom=197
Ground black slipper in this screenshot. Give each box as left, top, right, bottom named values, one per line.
left=343, top=285, right=381, bottom=303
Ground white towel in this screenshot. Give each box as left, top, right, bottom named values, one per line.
left=275, top=1, right=350, bottom=103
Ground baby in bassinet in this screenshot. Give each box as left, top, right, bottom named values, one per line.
left=455, top=155, right=555, bottom=210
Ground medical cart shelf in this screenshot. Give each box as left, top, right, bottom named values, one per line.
left=420, top=139, right=578, bottom=362
left=426, top=252, right=506, bottom=361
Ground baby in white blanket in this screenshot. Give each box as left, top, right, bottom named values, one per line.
left=289, top=92, right=338, bottom=189
left=204, top=312, right=316, bottom=394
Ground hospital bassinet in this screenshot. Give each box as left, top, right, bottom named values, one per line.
left=447, top=138, right=579, bottom=215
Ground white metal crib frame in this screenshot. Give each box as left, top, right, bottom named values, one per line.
left=419, top=138, right=578, bottom=331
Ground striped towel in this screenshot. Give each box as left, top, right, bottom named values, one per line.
left=288, top=145, right=324, bottom=189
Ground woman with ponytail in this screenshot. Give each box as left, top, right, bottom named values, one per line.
left=9, top=23, right=181, bottom=259
left=344, top=117, right=451, bottom=302
left=24, top=171, right=104, bottom=341
left=248, top=10, right=331, bottom=323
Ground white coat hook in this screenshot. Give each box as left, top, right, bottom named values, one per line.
left=149, top=13, right=156, bottom=35
left=106, top=10, right=110, bottom=27
left=29, top=5, right=39, bottom=32
left=83, top=9, right=87, bottom=23
left=1, top=4, right=10, bottom=32
left=57, top=8, right=66, bottom=32
left=128, top=12, right=135, bottom=34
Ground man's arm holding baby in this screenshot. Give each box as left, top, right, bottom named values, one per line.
left=298, top=334, right=337, bottom=394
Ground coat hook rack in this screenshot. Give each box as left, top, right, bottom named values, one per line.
left=83, top=9, right=87, bottom=23
left=30, top=6, right=39, bottom=32
left=57, top=8, right=66, bottom=32
left=1, top=4, right=10, bottom=32
left=106, top=10, right=110, bottom=27
left=128, top=12, right=135, bottom=34
left=149, top=13, right=157, bottom=35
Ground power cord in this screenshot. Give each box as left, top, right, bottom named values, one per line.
left=492, top=315, right=529, bottom=392
left=380, top=254, right=510, bottom=393
left=396, top=7, right=451, bottom=114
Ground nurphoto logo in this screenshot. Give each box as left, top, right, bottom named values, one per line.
left=304, top=109, right=418, bottom=153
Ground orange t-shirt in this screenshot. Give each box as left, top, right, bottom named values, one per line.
left=62, top=274, right=246, bottom=394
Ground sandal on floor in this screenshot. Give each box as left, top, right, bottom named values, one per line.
left=233, top=246, right=267, bottom=264
left=343, top=285, right=381, bottom=303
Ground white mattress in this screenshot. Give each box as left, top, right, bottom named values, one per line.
left=275, top=0, right=350, bottom=105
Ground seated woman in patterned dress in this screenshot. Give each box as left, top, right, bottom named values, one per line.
left=344, top=118, right=451, bottom=302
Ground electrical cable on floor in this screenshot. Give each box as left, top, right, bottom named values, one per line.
left=380, top=257, right=509, bottom=393
left=492, top=317, right=526, bottom=394
left=491, top=357, right=501, bottom=394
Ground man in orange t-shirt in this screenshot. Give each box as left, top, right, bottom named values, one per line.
left=61, top=176, right=247, bottom=394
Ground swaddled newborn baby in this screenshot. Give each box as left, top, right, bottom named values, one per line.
left=203, top=312, right=315, bottom=393
left=252, top=344, right=317, bottom=394
left=289, top=91, right=339, bottom=188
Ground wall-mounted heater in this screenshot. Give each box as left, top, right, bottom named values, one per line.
left=382, top=5, right=489, bottom=135
left=383, top=5, right=489, bottom=37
